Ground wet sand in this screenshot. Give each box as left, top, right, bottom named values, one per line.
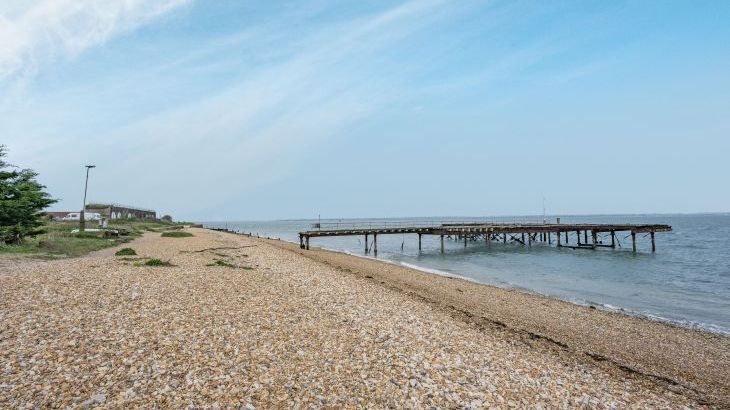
left=1, top=228, right=726, bottom=408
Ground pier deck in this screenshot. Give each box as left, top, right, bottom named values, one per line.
left=298, top=222, right=671, bottom=254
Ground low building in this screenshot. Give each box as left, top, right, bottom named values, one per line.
left=85, top=203, right=156, bottom=220
left=45, top=211, right=73, bottom=221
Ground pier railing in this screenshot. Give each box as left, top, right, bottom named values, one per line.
left=310, top=218, right=549, bottom=231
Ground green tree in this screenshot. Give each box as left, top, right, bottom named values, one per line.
left=0, top=146, right=57, bottom=244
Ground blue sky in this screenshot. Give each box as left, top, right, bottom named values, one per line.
left=1, top=0, right=729, bottom=220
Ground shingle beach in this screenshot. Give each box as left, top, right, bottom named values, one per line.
left=1, top=228, right=727, bottom=408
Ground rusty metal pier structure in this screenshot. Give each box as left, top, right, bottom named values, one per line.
left=298, top=221, right=671, bottom=255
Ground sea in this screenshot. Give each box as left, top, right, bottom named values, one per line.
left=203, top=214, right=730, bottom=336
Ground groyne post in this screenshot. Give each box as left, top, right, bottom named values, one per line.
left=576, top=231, right=581, bottom=246
left=418, top=233, right=422, bottom=251
left=373, top=234, right=378, bottom=255
left=440, top=235, right=444, bottom=253
left=365, top=234, right=369, bottom=254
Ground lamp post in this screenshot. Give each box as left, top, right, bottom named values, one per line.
left=80, top=165, right=96, bottom=231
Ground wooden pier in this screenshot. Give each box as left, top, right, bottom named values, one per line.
left=298, top=222, right=671, bottom=254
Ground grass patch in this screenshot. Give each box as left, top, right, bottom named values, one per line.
left=37, top=237, right=128, bottom=257
left=0, top=218, right=189, bottom=259
left=0, top=243, right=42, bottom=254
left=161, top=231, right=193, bottom=238
left=115, top=247, right=137, bottom=256
left=206, top=259, right=236, bottom=267
left=206, top=258, right=254, bottom=270
left=135, top=258, right=174, bottom=267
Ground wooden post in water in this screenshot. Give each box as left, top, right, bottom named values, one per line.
left=651, top=231, right=656, bottom=252
left=565, top=231, right=569, bottom=244
left=418, top=233, right=422, bottom=251
left=631, top=231, right=636, bottom=253
left=373, top=234, right=378, bottom=255
left=591, top=230, right=597, bottom=249
left=610, top=231, right=615, bottom=248
left=521, top=233, right=525, bottom=244
left=299, top=234, right=304, bottom=249
left=440, top=235, right=444, bottom=253
left=577, top=231, right=581, bottom=246
left=584, top=230, right=588, bottom=244
left=464, top=235, right=467, bottom=247
left=548, top=232, right=552, bottom=245
left=503, top=234, right=507, bottom=244
left=557, top=230, right=561, bottom=246
left=305, top=236, right=310, bottom=250
left=528, top=233, right=532, bottom=247
left=365, top=234, right=369, bottom=254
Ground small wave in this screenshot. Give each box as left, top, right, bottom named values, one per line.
left=570, top=299, right=730, bottom=336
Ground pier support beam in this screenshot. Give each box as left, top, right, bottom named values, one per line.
left=365, top=234, right=369, bottom=254
left=528, top=233, right=532, bottom=247
left=548, top=232, right=551, bottom=245
left=418, top=233, right=422, bottom=251
left=440, top=235, right=444, bottom=254
left=557, top=231, right=561, bottom=246
left=651, top=231, right=656, bottom=252
left=503, top=234, right=507, bottom=244
left=584, top=230, right=588, bottom=244
left=576, top=230, right=581, bottom=246
left=631, top=232, right=636, bottom=253
left=305, top=236, right=310, bottom=250
left=521, top=233, right=525, bottom=245
left=610, top=231, right=615, bottom=248
left=464, top=236, right=467, bottom=247
left=373, top=234, right=378, bottom=255
left=299, top=234, right=304, bottom=249
left=591, top=230, right=597, bottom=249
left=565, top=231, right=569, bottom=244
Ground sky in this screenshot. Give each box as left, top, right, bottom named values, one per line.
left=1, top=0, right=729, bottom=221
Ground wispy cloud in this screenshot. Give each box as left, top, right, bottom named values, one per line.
left=82, top=0, right=460, bottom=216
left=0, top=0, right=190, bottom=82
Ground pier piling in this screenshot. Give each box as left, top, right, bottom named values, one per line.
left=651, top=231, right=656, bottom=252
left=631, top=232, right=637, bottom=253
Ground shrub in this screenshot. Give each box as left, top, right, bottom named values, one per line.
left=161, top=231, right=193, bottom=238
left=115, top=248, right=137, bottom=256
left=0, top=146, right=57, bottom=244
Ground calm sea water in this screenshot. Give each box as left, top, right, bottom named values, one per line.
left=204, top=214, right=730, bottom=335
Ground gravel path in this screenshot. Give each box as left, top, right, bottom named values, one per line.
left=0, top=229, right=705, bottom=408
